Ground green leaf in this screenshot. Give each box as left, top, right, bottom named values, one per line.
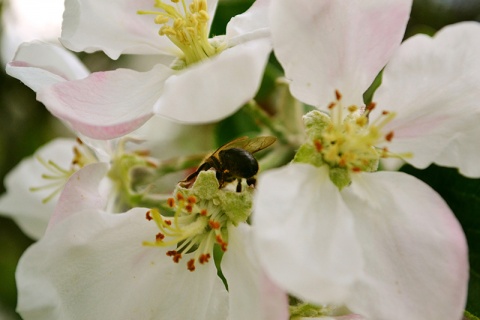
left=401, top=164, right=480, bottom=317
left=466, top=310, right=480, bottom=320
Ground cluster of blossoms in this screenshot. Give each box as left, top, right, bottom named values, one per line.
left=1, top=0, right=480, bottom=319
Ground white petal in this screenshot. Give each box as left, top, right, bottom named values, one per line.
left=48, top=163, right=108, bottom=230
left=1, top=0, right=63, bottom=66
left=61, top=0, right=219, bottom=60
left=270, top=0, right=411, bottom=108
left=226, top=0, right=270, bottom=39
left=61, top=0, right=172, bottom=59
left=342, top=172, right=468, bottom=320
left=0, top=138, right=77, bottom=239
left=374, top=22, right=480, bottom=177
left=6, top=41, right=89, bottom=92
left=37, top=64, right=175, bottom=139
left=154, top=37, right=271, bottom=123
left=222, top=224, right=289, bottom=320
left=252, top=164, right=363, bottom=304
left=16, top=208, right=229, bottom=319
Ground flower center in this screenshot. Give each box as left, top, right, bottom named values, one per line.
left=295, top=90, right=411, bottom=189
left=143, top=170, right=252, bottom=271
left=138, top=0, right=223, bottom=66
left=30, top=138, right=97, bottom=203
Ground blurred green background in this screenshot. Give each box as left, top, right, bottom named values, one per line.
left=1, top=0, right=480, bottom=319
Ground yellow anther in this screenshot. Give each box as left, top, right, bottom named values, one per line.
left=155, top=15, right=170, bottom=24
left=140, top=0, right=221, bottom=66
left=348, top=105, right=358, bottom=113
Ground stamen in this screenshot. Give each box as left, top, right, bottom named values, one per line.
left=335, top=89, right=342, bottom=101
left=385, top=131, right=394, bottom=142
left=143, top=193, right=229, bottom=271
left=30, top=137, right=97, bottom=204
left=139, top=0, right=220, bottom=66
left=146, top=210, right=153, bottom=221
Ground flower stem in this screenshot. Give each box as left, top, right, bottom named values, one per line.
left=245, top=99, right=290, bottom=145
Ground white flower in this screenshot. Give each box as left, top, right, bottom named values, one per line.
left=7, top=0, right=272, bottom=139
left=0, top=139, right=78, bottom=239
left=252, top=1, right=476, bottom=319
left=3, top=41, right=221, bottom=239
left=15, top=167, right=286, bottom=320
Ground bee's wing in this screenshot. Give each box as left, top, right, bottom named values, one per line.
left=223, top=136, right=277, bottom=154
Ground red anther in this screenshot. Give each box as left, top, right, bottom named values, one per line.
left=335, top=89, right=342, bottom=101
left=156, top=232, right=165, bottom=241
left=164, top=219, right=172, bottom=226
left=186, top=204, right=193, bottom=213
left=385, top=131, right=394, bottom=142
left=167, top=250, right=182, bottom=263
left=199, top=253, right=211, bottom=264
left=166, top=250, right=177, bottom=257
left=187, top=196, right=197, bottom=204
left=352, top=167, right=362, bottom=173
left=167, top=198, right=175, bottom=207
left=200, top=209, right=208, bottom=216
left=382, top=110, right=390, bottom=115
left=366, top=102, right=376, bottom=111
left=209, top=220, right=220, bottom=229
left=216, top=235, right=228, bottom=252
left=187, top=259, right=196, bottom=272
left=173, top=253, right=182, bottom=263
left=327, top=102, right=336, bottom=110
left=146, top=211, right=153, bottom=221
left=314, top=140, right=323, bottom=152
left=176, top=193, right=184, bottom=201
left=76, top=137, right=84, bottom=144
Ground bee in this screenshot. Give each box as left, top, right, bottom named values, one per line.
left=180, top=136, right=276, bottom=192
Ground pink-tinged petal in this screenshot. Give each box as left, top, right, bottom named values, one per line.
left=270, top=0, right=411, bottom=108
left=375, top=22, right=480, bottom=177
left=342, top=172, right=468, bottom=320
left=0, top=139, right=77, bottom=239
left=6, top=41, right=89, bottom=92
left=252, top=164, right=363, bottom=304
left=37, top=64, right=175, bottom=139
left=61, top=0, right=171, bottom=59
left=16, top=208, right=229, bottom=320
left=222, top=224, right=289, bottom=320
left=48, top=163, right=109, bottom=231
left=259, top=271, right=290, bottom=320
left=154, top=37, right=271, bottom=123
left=226, top=0, right=270, bottom=39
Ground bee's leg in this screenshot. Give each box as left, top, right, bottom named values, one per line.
left=179, top=162, right=211, bottom=186
left=246, top=177, right=256, bottom=188
left=236, top=179, right=242, bottom=192
left=216, top=170, right=224, bottom=189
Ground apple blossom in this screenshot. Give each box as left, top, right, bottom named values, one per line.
left=253, top=1, right=476, bottom=320
left=15, top=165, right=286, bottom=320
left=10, top=0, right=273, bottom=140
left=3, top=41, right=220, bottom=239
left=0, top=138, right=80, bottom=239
